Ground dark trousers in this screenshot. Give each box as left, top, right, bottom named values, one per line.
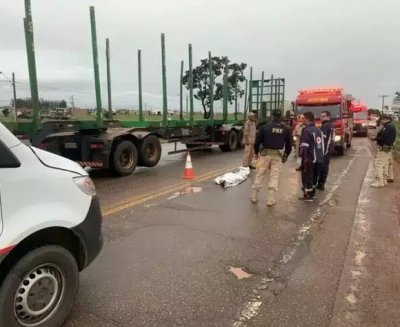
left=318, top=155, right=331, bottom=186
left=313, top=162, right=324, bottom=188
left=302, top=161, right=314, bottom=195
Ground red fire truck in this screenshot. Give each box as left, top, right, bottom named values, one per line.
left=294, top=87, right=354, bottom=155
left=351, top=101, right=368, bottom=137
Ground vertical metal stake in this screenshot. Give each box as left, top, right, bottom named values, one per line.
left=260, top=71, right=265, bottom=118
left=247, top=67, right=253, bottom=120
left=222, top=68, right=228, bottom=122
left=234, top=84, right=238, bottom=121
left=90, top=6, right=103, bottom=128
left=106, top=38, right=112, bottom=120
left=24, top=0, right=40, bottom=132
left=189, top=44, right=194, bottom=123
left=180, top=60, right=184, bottom=120
left=161, top=33, right=168, bottom=127
left=208, top=51, right=214, bottom=121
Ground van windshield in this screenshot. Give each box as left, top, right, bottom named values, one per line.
left=297, top=104, right=341, bottom=119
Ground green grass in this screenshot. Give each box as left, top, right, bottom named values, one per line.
left=0, top=116, right=16, bottom=123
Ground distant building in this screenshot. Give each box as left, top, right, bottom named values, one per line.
left=391, top=99, right=400, bottom=115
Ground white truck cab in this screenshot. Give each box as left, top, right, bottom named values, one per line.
left=0, top=122, right=103, bottom=327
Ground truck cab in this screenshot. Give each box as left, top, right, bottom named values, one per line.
left=294, top=87, right=354, bottom=155
left=351, top=101, right=368, bottom=137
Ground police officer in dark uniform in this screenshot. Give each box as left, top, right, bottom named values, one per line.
left=251, top=109, right=292, bottom=206
left=317, top=110, right=334, bottom=190
left=371, top=114, right=397, bottom=187
left=299, top=111, right=325, bottom=201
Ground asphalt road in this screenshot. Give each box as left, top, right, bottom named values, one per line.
left=64, top=137, right=400, bottom=327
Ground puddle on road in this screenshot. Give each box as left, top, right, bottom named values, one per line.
left=167, top=186, right=203, bottom=200
left=229, top=266, right=253, bottom=280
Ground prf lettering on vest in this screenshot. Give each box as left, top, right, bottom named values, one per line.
left=272, top=128, right=283, bottom=134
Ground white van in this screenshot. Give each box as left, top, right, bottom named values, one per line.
left=0, top=122, right=103, bottom=326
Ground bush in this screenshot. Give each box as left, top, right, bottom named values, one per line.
left=395, top=122, right=400, bottom=155
left=2, top=108, right=10, bottom=117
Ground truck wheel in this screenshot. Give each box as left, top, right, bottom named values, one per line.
left=0, top=245, right=79, bottom=327
left=112, top=140, right=138, bottom=176
left=139, top=135, right=162, bottom=167
left=219, top=130, right=238, bottom=152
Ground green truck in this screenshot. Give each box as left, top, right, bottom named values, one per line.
left=4, top=2, right=285, bottom=177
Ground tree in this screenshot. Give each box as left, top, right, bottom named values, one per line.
left=10, top=98, right=68, bottom=109
left=182, top=56, right=247, bottom=119
left=394, top=92, right=400, bottom=102
left=2, top=108, right=10, bottom=117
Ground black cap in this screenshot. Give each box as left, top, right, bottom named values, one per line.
left=272, top=109, right=282, bottom=118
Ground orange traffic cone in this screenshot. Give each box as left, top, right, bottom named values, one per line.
left=183, top=152, right=196, bottom=180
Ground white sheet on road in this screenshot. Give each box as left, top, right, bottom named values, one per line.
left=214, top=166, right=250, bottom=188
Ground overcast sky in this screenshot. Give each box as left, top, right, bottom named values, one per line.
left=1, top=0, right=400, bottom=110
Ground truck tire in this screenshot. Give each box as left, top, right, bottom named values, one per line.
left=0, top=245, right=79, bottom=327
left=139, top=135, right=162, bottom=167
left=112, top=140, right=138, bottom=176
left=219, top=130, right=238, bottom=152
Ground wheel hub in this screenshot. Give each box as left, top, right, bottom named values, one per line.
left=146, top=144, right=155, bottom=159
left=120, top=149, right=133, bottom=168
left=14, top=264, right=65, bottom=326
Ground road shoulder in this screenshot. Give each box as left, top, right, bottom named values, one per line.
left=330, top=158, right=400, bottom=326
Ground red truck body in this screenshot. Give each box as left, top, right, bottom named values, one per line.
left=293, top=87, right=354, bottom=155
left=351, top=101, right=368, bottom=137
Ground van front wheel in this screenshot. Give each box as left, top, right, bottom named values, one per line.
left=0, top=245, right=79, bottom=327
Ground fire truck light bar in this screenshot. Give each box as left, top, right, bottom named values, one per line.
left=298, top=87, right=344, bottom=95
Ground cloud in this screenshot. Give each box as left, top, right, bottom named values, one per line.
left=1, top=0, right=399, bottom=109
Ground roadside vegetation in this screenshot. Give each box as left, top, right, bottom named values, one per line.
left=395, top=121, right=400, bottom=156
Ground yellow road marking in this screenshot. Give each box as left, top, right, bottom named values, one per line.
left=102, top=164, right=240, bottom=217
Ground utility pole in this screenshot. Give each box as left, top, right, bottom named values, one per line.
left=70, top=95, right=75, bottom=108
left=378, top=95, right=390, bottom=114
left=186, top=95, right=189, bottom=118
left=12, top=73, right=17, bottom=114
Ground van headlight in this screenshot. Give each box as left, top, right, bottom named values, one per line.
left=334, top=135, right=342, bottom=142
left=73, top=176, right=96, bottom=196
